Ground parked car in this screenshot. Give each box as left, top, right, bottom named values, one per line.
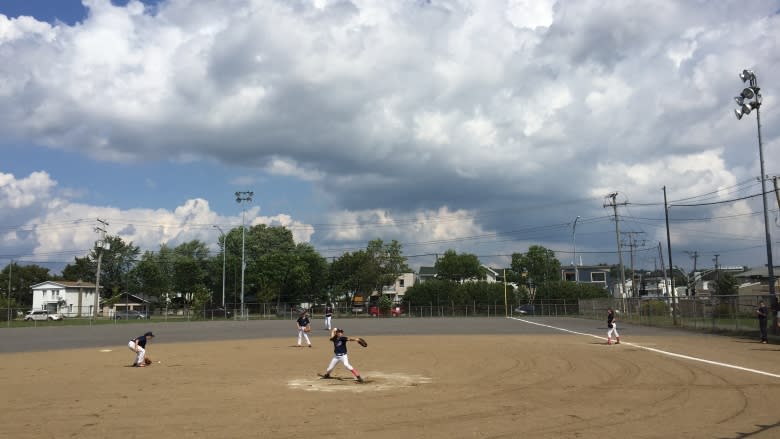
left=205, top=307, right=233, bottom=319
left=114, top=309, right=148, bottom=320
left=369, top=304, right=404, bottom=317
left=513, top=304, right=535, bottom=315
left=24, top=310, right=63, bottom=321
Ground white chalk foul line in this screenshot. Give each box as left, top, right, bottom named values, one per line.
left=510, top=317, right=780, bottom=379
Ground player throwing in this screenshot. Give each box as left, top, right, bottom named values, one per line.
left=318, top=328, right=364, bottom=383
left=607, top=307, right=620, bottom=345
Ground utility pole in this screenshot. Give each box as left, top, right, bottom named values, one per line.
left=235, top=191, right=253, bottom=319
left=93, top=219, right=108, bottom=319
left=658, top=243, right=666, bottom=290
left=573, top=216, right=581, bottom=284
left=604, top=193, right=628, bottom=300
left=713, top=254, right=720, bottom=283
left=663, top=186, right=677, bottom=324
left=213, top=225, right=227, bottom=308
left=621, top=231, right=644, bottom=297
left=684, top=250, right=699, bottom=296
left=6, top=260, right=12, bottom=326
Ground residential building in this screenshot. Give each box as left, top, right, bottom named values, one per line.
left=31, top=280, right=99, bottom=317
left=417, top=266, right=437, bottom=283
left=734, top=265, right=779, bottom=296
left=560, top=265, right=611, bottom=290
left=103, top=292, right=152, bottom=317
left=377, top=272, right=416, bottom=303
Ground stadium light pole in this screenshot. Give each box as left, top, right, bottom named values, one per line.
left=213, top=225, right=226, bottom=308
left=733, top=69, right=776, bottom=330
left=235, top=191, right=253, bottom=319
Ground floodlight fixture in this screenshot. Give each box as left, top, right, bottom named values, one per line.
left=731, top=68, right=776, bottom=330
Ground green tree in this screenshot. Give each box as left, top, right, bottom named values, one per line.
left=171, top=240, right=211, bottom=302
left=402, top=278, right=457, bottom=307
left=59, top=256, right=94, bottom=282
left=435, top=250, right=483, bottom=282
left=330, top=250, right=375, bottom=305
left=532, top=280, right=610, bottom=302
left=0, top=262, right=51, bottom=308
left=95, top=236, right=141, bottom=297
left=366, top=239, right=410, bottom=292
left=713, top=273, right=738, bottom=296
left=511, top=245, right=561, bottom=285
left=127, top=250, right=170, bottom=302
left=460, top=281, right=506, bottom=305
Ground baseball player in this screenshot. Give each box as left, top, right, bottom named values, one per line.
left=607, top=307, right=620, bottom=345
left=756, top=300, right=768, bottom=343
left=324, top=304, right=333, bottom=330
left=318, top=328, right=364, bottom=383
left=296, top=312, right=312, bottom=347
left=128, top=331, right=154, bottom=367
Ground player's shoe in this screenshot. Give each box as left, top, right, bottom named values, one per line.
left=356, top=376, right=364, bottom=383
left=318, top=373, right=332, bottom=379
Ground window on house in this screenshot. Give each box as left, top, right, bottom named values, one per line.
left=399, top=279, right=405, bottom=287
left=591, top=272, right=606, bottom=282
left=564, top=272, right=576, bottom=281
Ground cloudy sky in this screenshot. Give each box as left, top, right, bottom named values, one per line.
left=1, top=0, right=779, bottom=276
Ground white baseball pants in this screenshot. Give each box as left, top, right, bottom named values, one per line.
left=326, top=354, right=355, bottom=373
left=127, top=340, right=145, bottom=365
left=297, top=327, right=311, bottom=346
left=607, top=323, right=619, bottom=340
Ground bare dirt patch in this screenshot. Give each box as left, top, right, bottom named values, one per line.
left=2, top=330, right=779, bottom=438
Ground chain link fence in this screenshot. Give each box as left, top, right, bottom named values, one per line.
left=579, top=294, right=775, bottom=336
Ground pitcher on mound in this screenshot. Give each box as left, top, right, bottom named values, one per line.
left=318, top=328, right=364, bottom=383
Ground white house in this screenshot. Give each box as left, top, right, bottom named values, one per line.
left=31, top=280, right=100, bottom=317
left=378, top=272, right=416, bottom=303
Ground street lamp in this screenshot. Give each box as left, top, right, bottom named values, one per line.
left=572, top=216, right=581, bottom=284
left=235, top=191, right=253, bottom=319
left=213, top=225, right=226, bottom=308
left=733, top=69, right=776, bottom=328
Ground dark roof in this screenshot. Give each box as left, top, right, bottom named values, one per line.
left=418, top=266, right=437, bottom=276
left=734, top=266, right=780, bottom=278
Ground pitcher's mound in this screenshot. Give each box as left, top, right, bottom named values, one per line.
left=288, top=372, right=432, bottom=392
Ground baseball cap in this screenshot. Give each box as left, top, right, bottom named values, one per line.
left=335, top=328, right=344, bottom=332
left=144, top=331, right=155, bottom=337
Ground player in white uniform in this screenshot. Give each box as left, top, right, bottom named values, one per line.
left=324, top=304, right=333, bottom=330
left=128, top=331, right=154, bottom=367
left=607, top=308, right=620, bottom=345
left=318, top=328, right=363, bottom=383
left=296, top=312, right=312, bottom=347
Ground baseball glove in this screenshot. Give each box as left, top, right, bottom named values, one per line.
left=357, top=337, right=368, bottom=347
left=304, top=325, right=311, bottom=333
left=143, top=357, right=152, bottom=365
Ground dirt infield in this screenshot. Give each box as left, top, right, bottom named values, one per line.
left=2, top=318, right=779, bottom=439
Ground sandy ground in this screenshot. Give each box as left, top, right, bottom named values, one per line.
left=1, top=320, right=779, bottom=439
